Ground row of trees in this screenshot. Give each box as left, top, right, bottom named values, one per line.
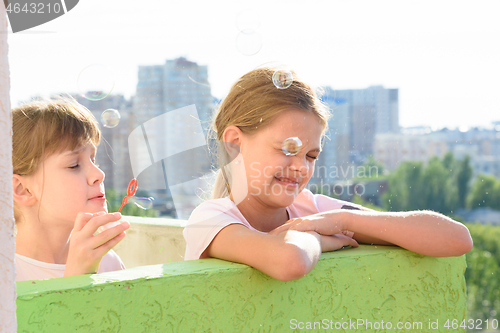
left=467, top=174, right=500, bottom=210
left=381, top=153, right=478, bottom=214
left=464, top=223, right=500, bottom=322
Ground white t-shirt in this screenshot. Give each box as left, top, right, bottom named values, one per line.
left=15, top=249, right=126, bottom=281
left=183, top=189, right=362, bottom=260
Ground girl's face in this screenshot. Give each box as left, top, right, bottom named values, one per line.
left=28, top=143, right=106, bottom=226
left=238, top=109, right=323, bottom=208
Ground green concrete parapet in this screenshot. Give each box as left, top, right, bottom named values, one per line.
left=16, top=245, right=467, bottom=332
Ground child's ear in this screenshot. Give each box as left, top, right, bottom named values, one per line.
left=12, top=174, right=37, bottom=207
left=222, top=126, right=243, bottom=160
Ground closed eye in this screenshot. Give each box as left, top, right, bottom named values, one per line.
left=69, top=164, right=79, bottom=169
left=306, top=155, right=318, bottom=160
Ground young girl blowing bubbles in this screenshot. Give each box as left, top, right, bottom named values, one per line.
left=12, top=98, right=130, bottom=281
left=183, top=67, right=473, bottom=282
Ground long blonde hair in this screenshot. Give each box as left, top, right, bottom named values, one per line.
left=210, top=66, right=331, bottom=199
left=12, top=97, right=101, bottom=222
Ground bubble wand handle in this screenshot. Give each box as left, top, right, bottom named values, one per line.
left=118, top=179, right=138, bottom=213
left=117, top=197, right=128, bottom=213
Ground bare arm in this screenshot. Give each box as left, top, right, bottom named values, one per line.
left=272, top=209, right=473, bottom=257
left=345, top=210, right=473, bottom=257
left=205, top=223, right=357, bottom=281
left=352, top=232, right=394, bottom=246
left=343, top=205, right=394, bottom=246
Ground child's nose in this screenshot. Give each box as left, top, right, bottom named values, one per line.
left=290, top=156, right=310, bottom=176
left=90, top=164, right=105, bottom=185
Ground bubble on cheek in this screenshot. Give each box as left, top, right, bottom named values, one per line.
left=272, top=69, right=293, bottom=89
left=129, top=196, right=154, bottom=210
left=101, top=109, right=121, bottom=128
left=282, top=137, right=302, bottom=156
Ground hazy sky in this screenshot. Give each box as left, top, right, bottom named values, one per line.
left=5, top=0, right=500, bottom=130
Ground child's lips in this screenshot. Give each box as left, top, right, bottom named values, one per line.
left=89, top=193, right=105, bottom=200
left=275, top=176, right=300, bottom=186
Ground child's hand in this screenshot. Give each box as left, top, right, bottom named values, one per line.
left=269, top=211, right=358, bottom=253
left=64, top=212, right=130, bottom=277
left=271, top=210, right=349, bottom=236
left=317, top=233, right=359, bottom=252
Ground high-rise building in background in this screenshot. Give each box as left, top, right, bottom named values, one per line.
left=133, top=65, right=164, bottom=125
left=333, top=86, right=399, bottom=161
left=309, top=85, right=399, bottom=191
left=132, top=57, right=214, bottom=217
left=309, top=89, right=351, bottom=188
left=163, top=58, right=214, bottom=136
left=323, top=87, right=352, bottom=169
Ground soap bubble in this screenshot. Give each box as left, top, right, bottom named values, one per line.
left=272, top=69, right=293, bottom=89
left=101, top=109, right=120, bottom=128
left=130, top=196, right=154, bottom=210
left=77, top=64, right=115, bottom=101
left=235, top=30, right=262, bottom=56
left=282, top=137, right=302, bottom=156
left=236, top=9, right=260, bottom=32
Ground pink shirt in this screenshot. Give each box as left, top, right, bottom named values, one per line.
left=183, top=189, right=363, bottom=260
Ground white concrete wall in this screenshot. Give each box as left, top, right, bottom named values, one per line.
left=113, top=216, right=187, bottom=268
left=0, top=6, right=17, bottom=332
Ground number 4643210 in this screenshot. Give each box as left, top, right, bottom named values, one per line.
left=5, top=2, right=62, bottom=14
left=444, top=319, right=498, bottom=330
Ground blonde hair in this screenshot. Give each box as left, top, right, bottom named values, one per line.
left=12, top=97, right=101, bottom=222
left=210, top=66, right=331, bottom=199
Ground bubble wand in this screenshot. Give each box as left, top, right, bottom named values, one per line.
left=118, top=179, right=138, bottom=213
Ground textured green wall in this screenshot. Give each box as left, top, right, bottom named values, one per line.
left=16, top=245, right=466, bottom=332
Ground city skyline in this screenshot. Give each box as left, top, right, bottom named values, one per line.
left=5, top=0, right=500, bottom=131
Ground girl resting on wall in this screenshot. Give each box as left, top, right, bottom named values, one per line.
left=183, top=67, right=473, bottom=281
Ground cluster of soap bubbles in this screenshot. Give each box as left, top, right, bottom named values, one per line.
left=272, top=69, right=293, bottom=89
left=282, top=137, right=302, bottom=156
left=235, top=9, right=262, bottom=56
left=77, top=64, right=121, bottom=128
